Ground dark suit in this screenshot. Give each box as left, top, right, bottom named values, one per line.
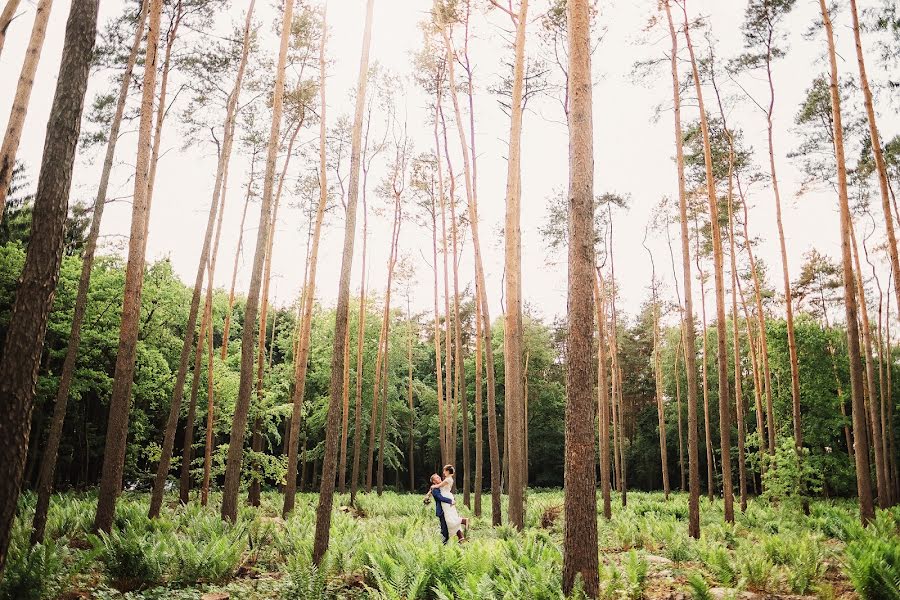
left=432, top=488, right=453, bottom=543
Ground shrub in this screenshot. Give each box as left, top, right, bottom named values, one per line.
left=845, top=512, right=900, bottom=600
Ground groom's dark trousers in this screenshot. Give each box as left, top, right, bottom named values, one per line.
left=432, top=488, right=453, bottom=544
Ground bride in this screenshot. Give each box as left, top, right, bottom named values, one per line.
left=428, top=465, right=468, bottom=542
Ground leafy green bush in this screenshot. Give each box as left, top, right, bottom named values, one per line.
left=761, top=437, right=823, bottom=508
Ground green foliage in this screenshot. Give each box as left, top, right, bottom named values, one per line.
left=761, top=437, right=824, bottom=508
left=845, top=511, right=900, bottom=600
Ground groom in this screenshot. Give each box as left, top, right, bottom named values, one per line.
left=426, top=474, right=454, bottom=544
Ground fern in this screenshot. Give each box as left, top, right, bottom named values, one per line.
left=685, top=571, right=713, bottom=600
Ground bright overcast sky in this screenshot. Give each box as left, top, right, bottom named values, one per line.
left=1, top=0, right=897, bottom=326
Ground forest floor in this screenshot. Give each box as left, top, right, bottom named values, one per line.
left=2, top=489, right=895, bottom=599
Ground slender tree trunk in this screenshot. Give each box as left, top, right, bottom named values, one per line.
left=149, top=0, right=252, bottom=518
left=439, top=18, right=501, bottom=525
left=850, top=221, right=889, bottom=507
left=0, top=0, right=53, bottom=216
left=683, top=4, right=734, bottom=521
left=407, top=299, right=415, bottom=492
left=94, top=0, right=163, bottom=533
left=727, top=153, right=748, bottom=512
left=221, top=0, right=293, bottom=523
left=819, top=0, right=875, bottom=524
left=675, top=339, right=686, bottom=491
left=440, top=117, right=469, bottom=505
left=338, top=314, right=352, bottom=493
left=222, top=183, right=252, bottom=359
left=431, top=104, right=448, bottom=464
left=594, top=272, right=612, bottom=519
left=664, top=0, right=700, bottom=538
left=440, top=181, right=454, bottom=467
left=645, top=232, right=670, bottom=498
left=0, top=0, right=23, bottom=59
left=562, top=1, right=599, bottom=592
left=697, top=253, right=715, bottom=500
left=349, top=204, right=368, bottom=505
left=312, top=0, right=374, bottom=564
left=474, top=281, right=484, bottom=516
left=30, top=0, right=147, bottom=545
left=498, top=0, right=528, bottom=530
left=201, top=299, right=216, bottom=505
left=849, top=1, right=900, bottom=415
left=179, top=305, right=208, bottom=503
left=376, top=197, right=402, bottom=495
left=0, top=0, right=97, bottom=569
left=283, top=9, right=330, bottom=515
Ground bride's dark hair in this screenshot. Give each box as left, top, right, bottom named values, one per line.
left=443, top=465, right=455, bottom=475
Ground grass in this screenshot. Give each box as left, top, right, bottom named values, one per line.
left=0, top=489, right=895, bottom=599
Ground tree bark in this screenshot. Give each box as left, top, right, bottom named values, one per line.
left=94, top=0, right=163, bottom=533
left=338, top=313, right=352, bottom=492
left=407, top=299, right=415, bottom=492
left=682, top=1, right=734, bottom=522
left=438, top=15, right=501, bottom=525
left=562, top=1, right=599, bottom=593
left=221, top=0, right=293, bottom=523
left=349, top=198, right=368, bottom=505
left=818, top=0, right=875, bottom=525
left=499, top=0, right=528, bottom=530
left=848, top=4, right=900, bottom=468
left=644, top=230, right=670, bottom=499
left=850, top=221, right=888, bottom=507
left=149, top=0, right=252, bottom=517
left=594, top=272, right=612, bottom=519
left=0, top=0, right=23, bottom=59
left=664, top=0, right=700, bottom=539
left=312, top=0, right=374, bottom=565
left=282, top=8, right=330, bottom=516
left=0, top=0, right=53, bottom=216
left=30, top=0, right=147, bottom=545
left=0, top=0, right=97, bottom=570
left=474, top=280, right=484, bottom=516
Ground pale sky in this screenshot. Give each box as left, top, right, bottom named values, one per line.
left=1, top=0, right=897, bottom=327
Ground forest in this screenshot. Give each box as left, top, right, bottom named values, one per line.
left=0, top=0, right=899, bottom=598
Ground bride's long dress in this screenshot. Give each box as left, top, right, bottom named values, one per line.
left=440, top=477, right=463, bottom=538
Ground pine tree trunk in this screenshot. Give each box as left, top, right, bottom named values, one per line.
left=474, top=281, right=484, bottom=516
left=850, top=221, right=888, bottom=507
left=0, top=0, right=23, bottom=59
left=338, top=316, right=352, bottom=493
left=407, top=300, right=415, bottom=492
left=222, top=183, right=252, bottom=359
left=30, top=0, right=147, bottom=545
left=562, top=1, right=599, bottom=592
left=594, top=272, right=612, bottom=519
left=349, top=203, right=368, bottom=505
left=683, top=6, right=735, bottom=521
left=221, top=0, right=293, bottom=524
left=312, top=0, right=374, bottom=564
left=201, top=302, right=216, bottom=506
left=727, top=152, right=748, bottom=513
left=645, top=234, right=670, bottom=499
left=697, top=254, right=715, bottom=500
left=439, top=20, right=501, bottom=525
left=819, top=0, right=875, bottom=525
left=180, top=305, right=208, bottom=504
left=498, top=0, right=528, bottom=530
left=94, top=0, right=163, bottom=533
left=675, top=339, right=686, bottom=491
left=664, top=0, right=700, bottom=538
left=283, top=9, right=330, bottom=515
left=0, top=0, right=97, bottom=569
left=149, top=0, right=252, bottom=518
left=0, top=0, right=53, bottom=216
left=439, top=115, right=470, bottom=506
left=848, top=3, right=900, bottom=451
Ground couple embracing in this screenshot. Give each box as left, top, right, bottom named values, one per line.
left=423, top=465, right=469, bottom=544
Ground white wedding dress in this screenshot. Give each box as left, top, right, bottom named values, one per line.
left=439, top=476, right=463, bottom=539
